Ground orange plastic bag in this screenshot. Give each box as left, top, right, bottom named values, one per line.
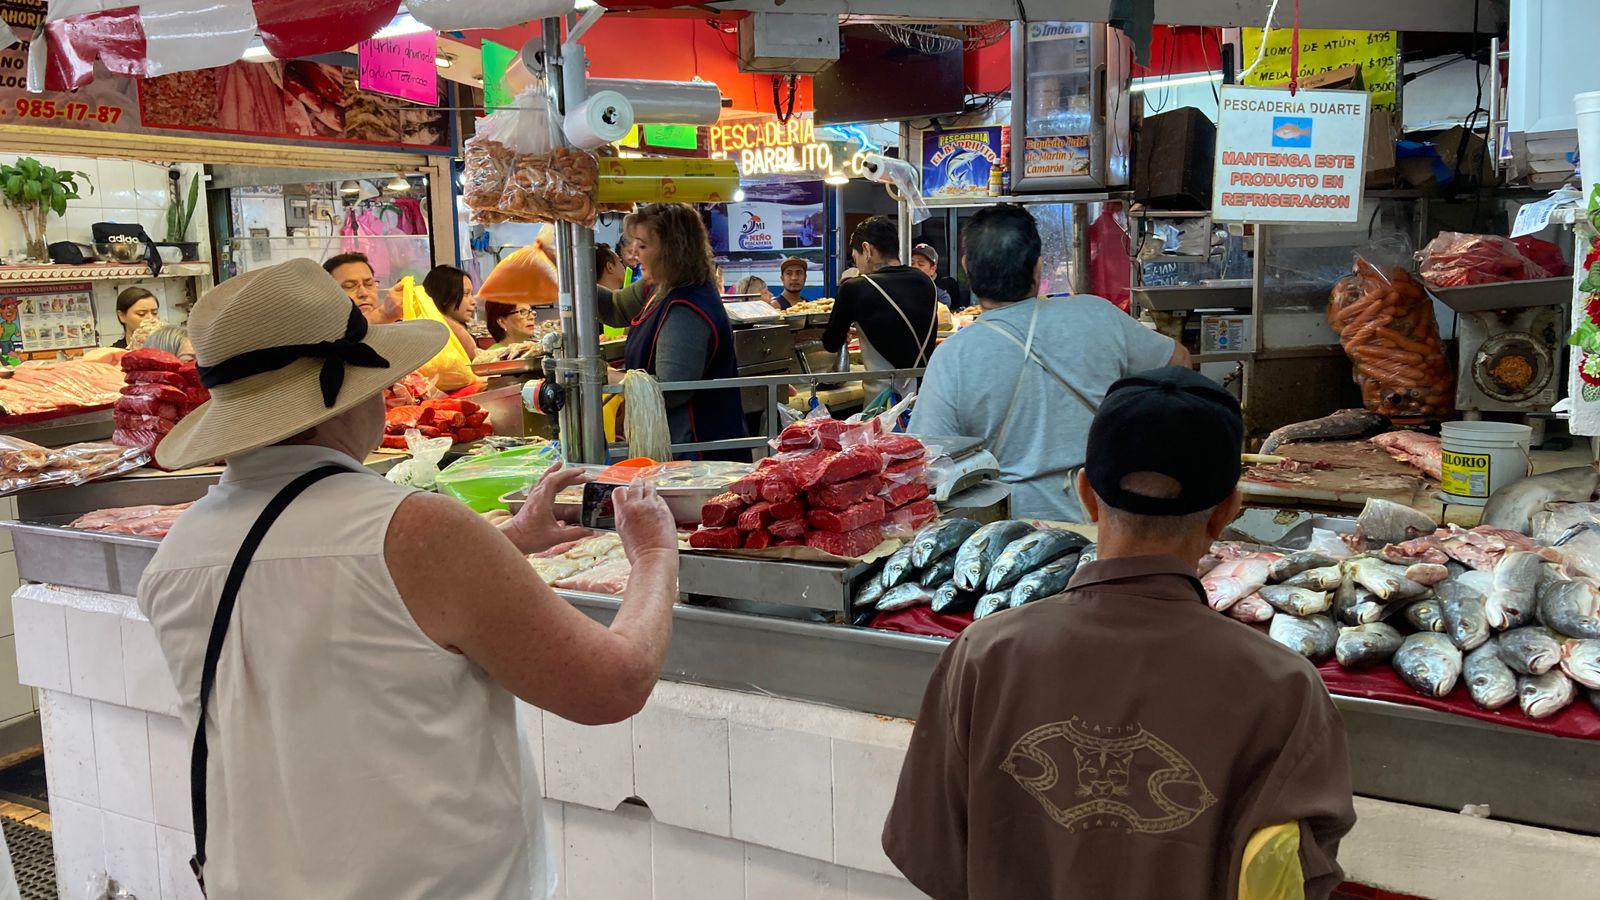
left=478, top=226, right=559, bottom=307
left=1327, top=250, right=1454, bottom=419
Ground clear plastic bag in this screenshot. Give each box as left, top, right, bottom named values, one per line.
left=1327, top=238, right=1455, bottom=418
left=462, top=86, right=553, bottom=224
left=499, top=147, right=600, bottom=227
left=386, top=429, right=455, bottom=489
left=0, top=439, right=147, bottom=495
left=1417, top=231, right=1552, bottom=288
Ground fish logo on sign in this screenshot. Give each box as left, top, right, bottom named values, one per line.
left=1271, top=116, right=1313, bottom=148
left=737, top=210, right=775, bottom=251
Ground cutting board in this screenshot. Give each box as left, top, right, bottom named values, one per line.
left=1241, top=440, right=1436, bottom=509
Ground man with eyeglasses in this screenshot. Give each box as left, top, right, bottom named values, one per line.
left=324, top=252, right=402, bottom=325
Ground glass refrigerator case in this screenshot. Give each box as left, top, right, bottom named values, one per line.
left=1010, top=21, right=1132, bottom=192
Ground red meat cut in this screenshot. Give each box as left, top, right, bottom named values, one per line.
left=805, top=524, right=884, bottom=558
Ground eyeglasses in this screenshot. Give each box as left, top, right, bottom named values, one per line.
left=506, top=308, right=539, bottom=318
left=341, top=279, right=379, bottom=292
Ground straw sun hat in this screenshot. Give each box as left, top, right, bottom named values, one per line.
left=155, top=258, right=447, bottom=470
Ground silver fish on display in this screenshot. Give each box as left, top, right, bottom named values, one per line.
left=1481, top=465, right=1600, bottom=535
left=1488, top=551, right=1546, bottom=631
left=1228, top=594, right=1275, bottom=623
left=1259, top=408, right=1389, bottom=454
left=1259, top=585, right=1333, bottom=617
left=1536, top=576, right=1600, bottom=640
left=1403, top=563, right=1450, bottom=586
left=1346, top=557, right=1428, bottom=601
left=1497, top=626, right=1563, bottom=676
left=972, top=591, right=1014, bottom=620
left=1518, top=670, right=1577, bottom=719
left=1332, top=576, right=1360, bottom=625
left=1356, top=498, right=1438, bottom=546
left=1559, top=639, right=1600, bottom=690
left=953, top=521, right=1036, bottom=592
left=1283, top=565, right=1344, bottom=591
left=1550, top=521, right=1600, bottom=582
left=1350, top=593, right=1407, bottom=625
left=1437, top=581, right=1491, bottom=652
left=909, top=518, right=982, bottom=568
left=1203, top=554, right=1277, bottom=611
left=880, top=544, right=919, bottom=590
left=985, top=529, right=1089, bottom=592
left=1268, top=551, right=1339, bottom=582
left=1268, top=614, right=1339, bottom=662
left=1393, top=633, right=1463, bottom=698
left=1404, top=598, right=1446, bottom=633
left=1464, top=641, right=1517, bottom=710
left=853, top=576, right=888, bottom=609
left=1336, top=622, right=1403, bottom=668
left=931, top=582, right=979, bottom=615
left=1008, top=557, right=1080, bottom=607
left=1074, top=545, right=1098, bottom=573
left=875, top=582, right=935, bottom=612
left=919, top=554, right=959, bottom=590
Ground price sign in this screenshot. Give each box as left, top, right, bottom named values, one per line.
left=1241, top=28, right=1398, bottom=113
left=358, top=32, right=437, bottom=105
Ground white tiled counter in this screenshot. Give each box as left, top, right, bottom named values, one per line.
left=15, top=581, right=1600, bottom=900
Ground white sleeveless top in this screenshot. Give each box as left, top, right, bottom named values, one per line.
left=139, top=445, right=554, bottom=899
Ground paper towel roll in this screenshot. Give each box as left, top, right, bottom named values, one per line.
left=589, top=78, right=723, bottom=125
left=563, top=90, right=635, bottom=150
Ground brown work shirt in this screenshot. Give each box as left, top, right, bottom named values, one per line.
left=882, top=555, right=1356, bottom=900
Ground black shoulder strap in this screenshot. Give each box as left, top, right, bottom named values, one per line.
left=189, top=464, right=352, bottom=891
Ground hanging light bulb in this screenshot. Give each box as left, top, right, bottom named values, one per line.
left=338, top=180, right=362, bottom=196
left=823, top=172, right=849, bottom=186
left=385, top=173, right=412, bottom=193
left=733, top=188, right=746, bottom=202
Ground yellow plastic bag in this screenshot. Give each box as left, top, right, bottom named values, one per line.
left=1239, top=822, right=1305, bottom=900
left=399, top=276, right=478, bottom=392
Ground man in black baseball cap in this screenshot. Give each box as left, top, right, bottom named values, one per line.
left=885, top=365, right=1356, bottom=900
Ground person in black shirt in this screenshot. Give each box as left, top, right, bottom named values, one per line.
left=823, top=217, right=939, bottom=400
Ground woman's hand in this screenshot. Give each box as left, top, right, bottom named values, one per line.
left=499, top=462, right=593, bottom=555
left=612, top=479, right=679, bottom=564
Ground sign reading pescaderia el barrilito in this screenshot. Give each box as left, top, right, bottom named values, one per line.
left=1212, top=85, right=1369, bottom=224
left=921, top=127, right=1004, bottom=199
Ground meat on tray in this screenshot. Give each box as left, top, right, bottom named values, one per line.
left=701, top=492, right=745, bottom=527
left=737, top=501, right=775, bottom=532
left=689, top=526, right=743, bottom=549
left=552, top=557, right=631, bottom=594
left=1370, top=431, right=1443, bottom=481
left=768, top=518, right=806, bottom=541
left=0, top=360, right=126, bottom=416
left=811, top=446, right=886, bottom=488
left=805, top=523, right=883, bottom=558
left=744, top=530, right=773, bottom=550
left=881, top=481, right=930, bottom=509
left=808, top=475, right=883, bottom=511
left=69, top=503, right=192, bottom=538
left=806, top=498, right=886, bottom=534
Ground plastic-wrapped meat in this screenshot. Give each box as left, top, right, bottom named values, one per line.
left=69, top=503, right=191, bottom=538
left=113, top=412, right=177, bottom=435
left=769, top=518, right=806, bottom=540
left=689, top=526, right=743, bottom=549
left=886, top=458, right=926, bottom=478
left=126, top=370, right=190, bottom=389
left=700, top=492, right=745, bottom=527
left=758, top=472, right=799, bottom=503
left=811, top=446, right=886, bottom=488
left=738, top=502, right=775, bottom=532
left=122, top=382, right=189, bottom=404
left=872, top=434, right=925, bottom=461
left=776, top=418, right=874, bottom=451
left=808, top=475, right=883, bottom=511
left=805, top=524, right=884, bottom=558
left=888, top=500, right=938, bottom=533
left=767, top=499, right=805, bottom=521
left=552, top=557, right=631, bottom=594
left=777, top=449, right=832, bottom=491
left=807, top=498, right=886, bottom=533
left=120, top=349, right=183, bottom=372
left=881, top=481, right=930, bottom=509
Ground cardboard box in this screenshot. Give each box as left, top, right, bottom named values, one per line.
left=1295, top=65, right=1396, bottom=188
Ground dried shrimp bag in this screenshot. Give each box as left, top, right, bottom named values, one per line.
left=462, top=86, right=552, bottom=224
left=499, top=147, right=600, bottom=228
left=1327, top=240, right=1455, bottom=419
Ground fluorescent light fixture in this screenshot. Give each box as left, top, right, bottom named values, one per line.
left=1129, top=72, right=1223, bottom=93
left=373, top=14, right=431, bottom=40
left=823, top=172, right=849, bottom=186
left=241, top=44, right=274, bottom=62
left=733, top=189, right=746, bottom=202
left=435, top=54, right=453, bottom=69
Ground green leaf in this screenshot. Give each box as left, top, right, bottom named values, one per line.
left=4, top=175, right=20, bottom=198
left=1572, top=320, right=1600, bottom=352
left=49, top=194, right=66, bottom=217
left=21, top=182, right=39, bottom=203
left=1583, top=262, right=1600, bottom=294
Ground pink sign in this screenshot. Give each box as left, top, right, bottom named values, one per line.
left=357, top=32, right=437, bottom=105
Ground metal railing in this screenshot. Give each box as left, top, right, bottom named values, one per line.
left=600, top=367, right=927, bottom=456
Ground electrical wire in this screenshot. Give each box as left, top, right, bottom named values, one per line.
left=1236, top=0, right=1284, bottom=81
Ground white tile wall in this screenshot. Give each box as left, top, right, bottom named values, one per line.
left=729, top=723, right=833, bottom=860
left=831, top=740, right=904, bottom=877
left=40, top=691, right=98, bottom=806
left=563, top=803, right=652, bottom=900
left=543, top=715, right=633, bottom=812
left=91, top=701, right=153, bottom=822
left=0, top=635, right=33, bottom=723
left=653, top=821, right=744, bottom=900
left=50, top=794, right=106, bottom=898
left=146, top=713, right=192, bottom=833
left=65, top=605, right=125, bottom=705
left=0, top=155, right=209, bottom=256
left=102, top=809, right=161, bottom=900
left=846, top=870, right=929, bottom=900
left=744, top=843, right=848, bottom=900
left=13, top=588, right=70, bottom=693
left=155, top=827, right=203, bottom=900
left=120, top=613, right=180, bottom=718
left=633, top=702, right=732, bottom=836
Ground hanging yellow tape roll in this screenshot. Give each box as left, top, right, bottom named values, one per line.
left=595, top=175, right=741, bottom=204
left=597, top=157, right=740, bottom=180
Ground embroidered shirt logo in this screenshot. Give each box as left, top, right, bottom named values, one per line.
left=1001, top=718, right=1216, bottom=834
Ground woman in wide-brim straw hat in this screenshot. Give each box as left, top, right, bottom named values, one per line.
left=139, top=258, right=681, bottom=899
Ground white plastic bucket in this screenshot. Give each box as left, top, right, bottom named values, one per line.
left=1439, top=421, right=1533, bottom=505
left=1578, top=90, right=1600, bottom=201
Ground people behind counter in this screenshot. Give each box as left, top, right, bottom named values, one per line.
left=422, top=264, right=480, bottom=354
left=111, top=287, right=160, bottom=348
left=823, top=216, right=940, bottom=402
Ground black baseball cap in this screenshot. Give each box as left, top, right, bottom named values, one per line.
left=1085, top=366, right=1242, bottom=516
left=911, top=243, right=938, bottom=265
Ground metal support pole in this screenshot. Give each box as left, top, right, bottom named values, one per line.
left=542, top=17, right=609, bottom=464
left=1070, top=202, right=1089, bottom=294
left=897, top=122, right=914, bottom=263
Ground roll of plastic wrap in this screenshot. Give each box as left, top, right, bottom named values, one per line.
left=596, top=157, right=739, bottom=180
left=563, top=90, right=634, bottom=150
left=588, top=78, right=723, bottom=125
left=596, top=175, right=740, bottom=204
left=861, top=153, right=931, bottom=224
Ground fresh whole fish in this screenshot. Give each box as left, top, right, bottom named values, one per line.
left=1074, top=545, right=1098, bottom=574
left=853, top=576, right=887, bottom=609
left=1197, top=554, right=1224, bottom=576
left=1393, top=633, right=1463, bottom=698
left=1228, top=594, right=1275, bottom=623
left=1259, top=408, right=1388, bottom=454
left=1009, top=557, right=1080, bottom=607
left=973, top=591, right=1013, bottom=620
left=1284, top=565, right=1343, bottom=591
left=1437, top=581, right=1491, bottom=652
left=953, top=521, right=1036, bottom=592
left=879, top=544, right=919, bottom=590
left=1259, top=585, right=1332, bottom=616
left=1404, top=563, right=1450, bottom=586
left=875, top=582, right=934, bottom=612
left=1464, top=640, right=1517, bottom=710
left=918, top=555, right=959, bottom=590
left=1379, top=538, right=1450, bottom=567
left=1559, top=638, right=1600, bottom=690
left=1203, top=554, right=1278, bottom=612
left=1518, top=670, right=1577, bottom=719
left=1487, top=551, right=1546, bottom=630
left=1350, top=591, right=1406, bottom=625
left=1346, top=556, right=1427, bottom=601
left=1536, top=576, right=1600, bottom=640
left=1268, top=614, right=1339, bottom=661
left=1530, top=501, right=1600, bottom=545
left=931, top=582, right=979, bottom=615
left=1481, top=464, right=1600, bottom=535
left=1268, top=551, right=1338, bottom=582
left=1404, top=598, right=1446, bottom=633
left=1551, top=521, right=1600, bottom=582
left=1336, top=622, right=1403, bottom=668
left=985, top=529, right=1089, bottom=592
left=1356, top=498, right=1437, bottom=546
left=1331, top=573, right=1359, bottom=625
left=1305, top=527, right=1355, bottom=560
left=1497, top=626, right=1563, bottom=676
left=910, top=518, right=982, bottom=568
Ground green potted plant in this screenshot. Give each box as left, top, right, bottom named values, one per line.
left=0, top=157, right=90, bottom=262
left=162, top=169, right=201, bottom=261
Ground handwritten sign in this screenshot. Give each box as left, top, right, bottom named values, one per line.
left=1213, top=86, right=1370, bottom=224
left=1241, top=28, right=1398, bottom=113
left=358, top=32, right=437, bottom=105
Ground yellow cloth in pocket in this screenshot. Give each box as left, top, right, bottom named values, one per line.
left=399, top=276, right=478, bottom=392
left=1239, top=822, right=1305, bottom=900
